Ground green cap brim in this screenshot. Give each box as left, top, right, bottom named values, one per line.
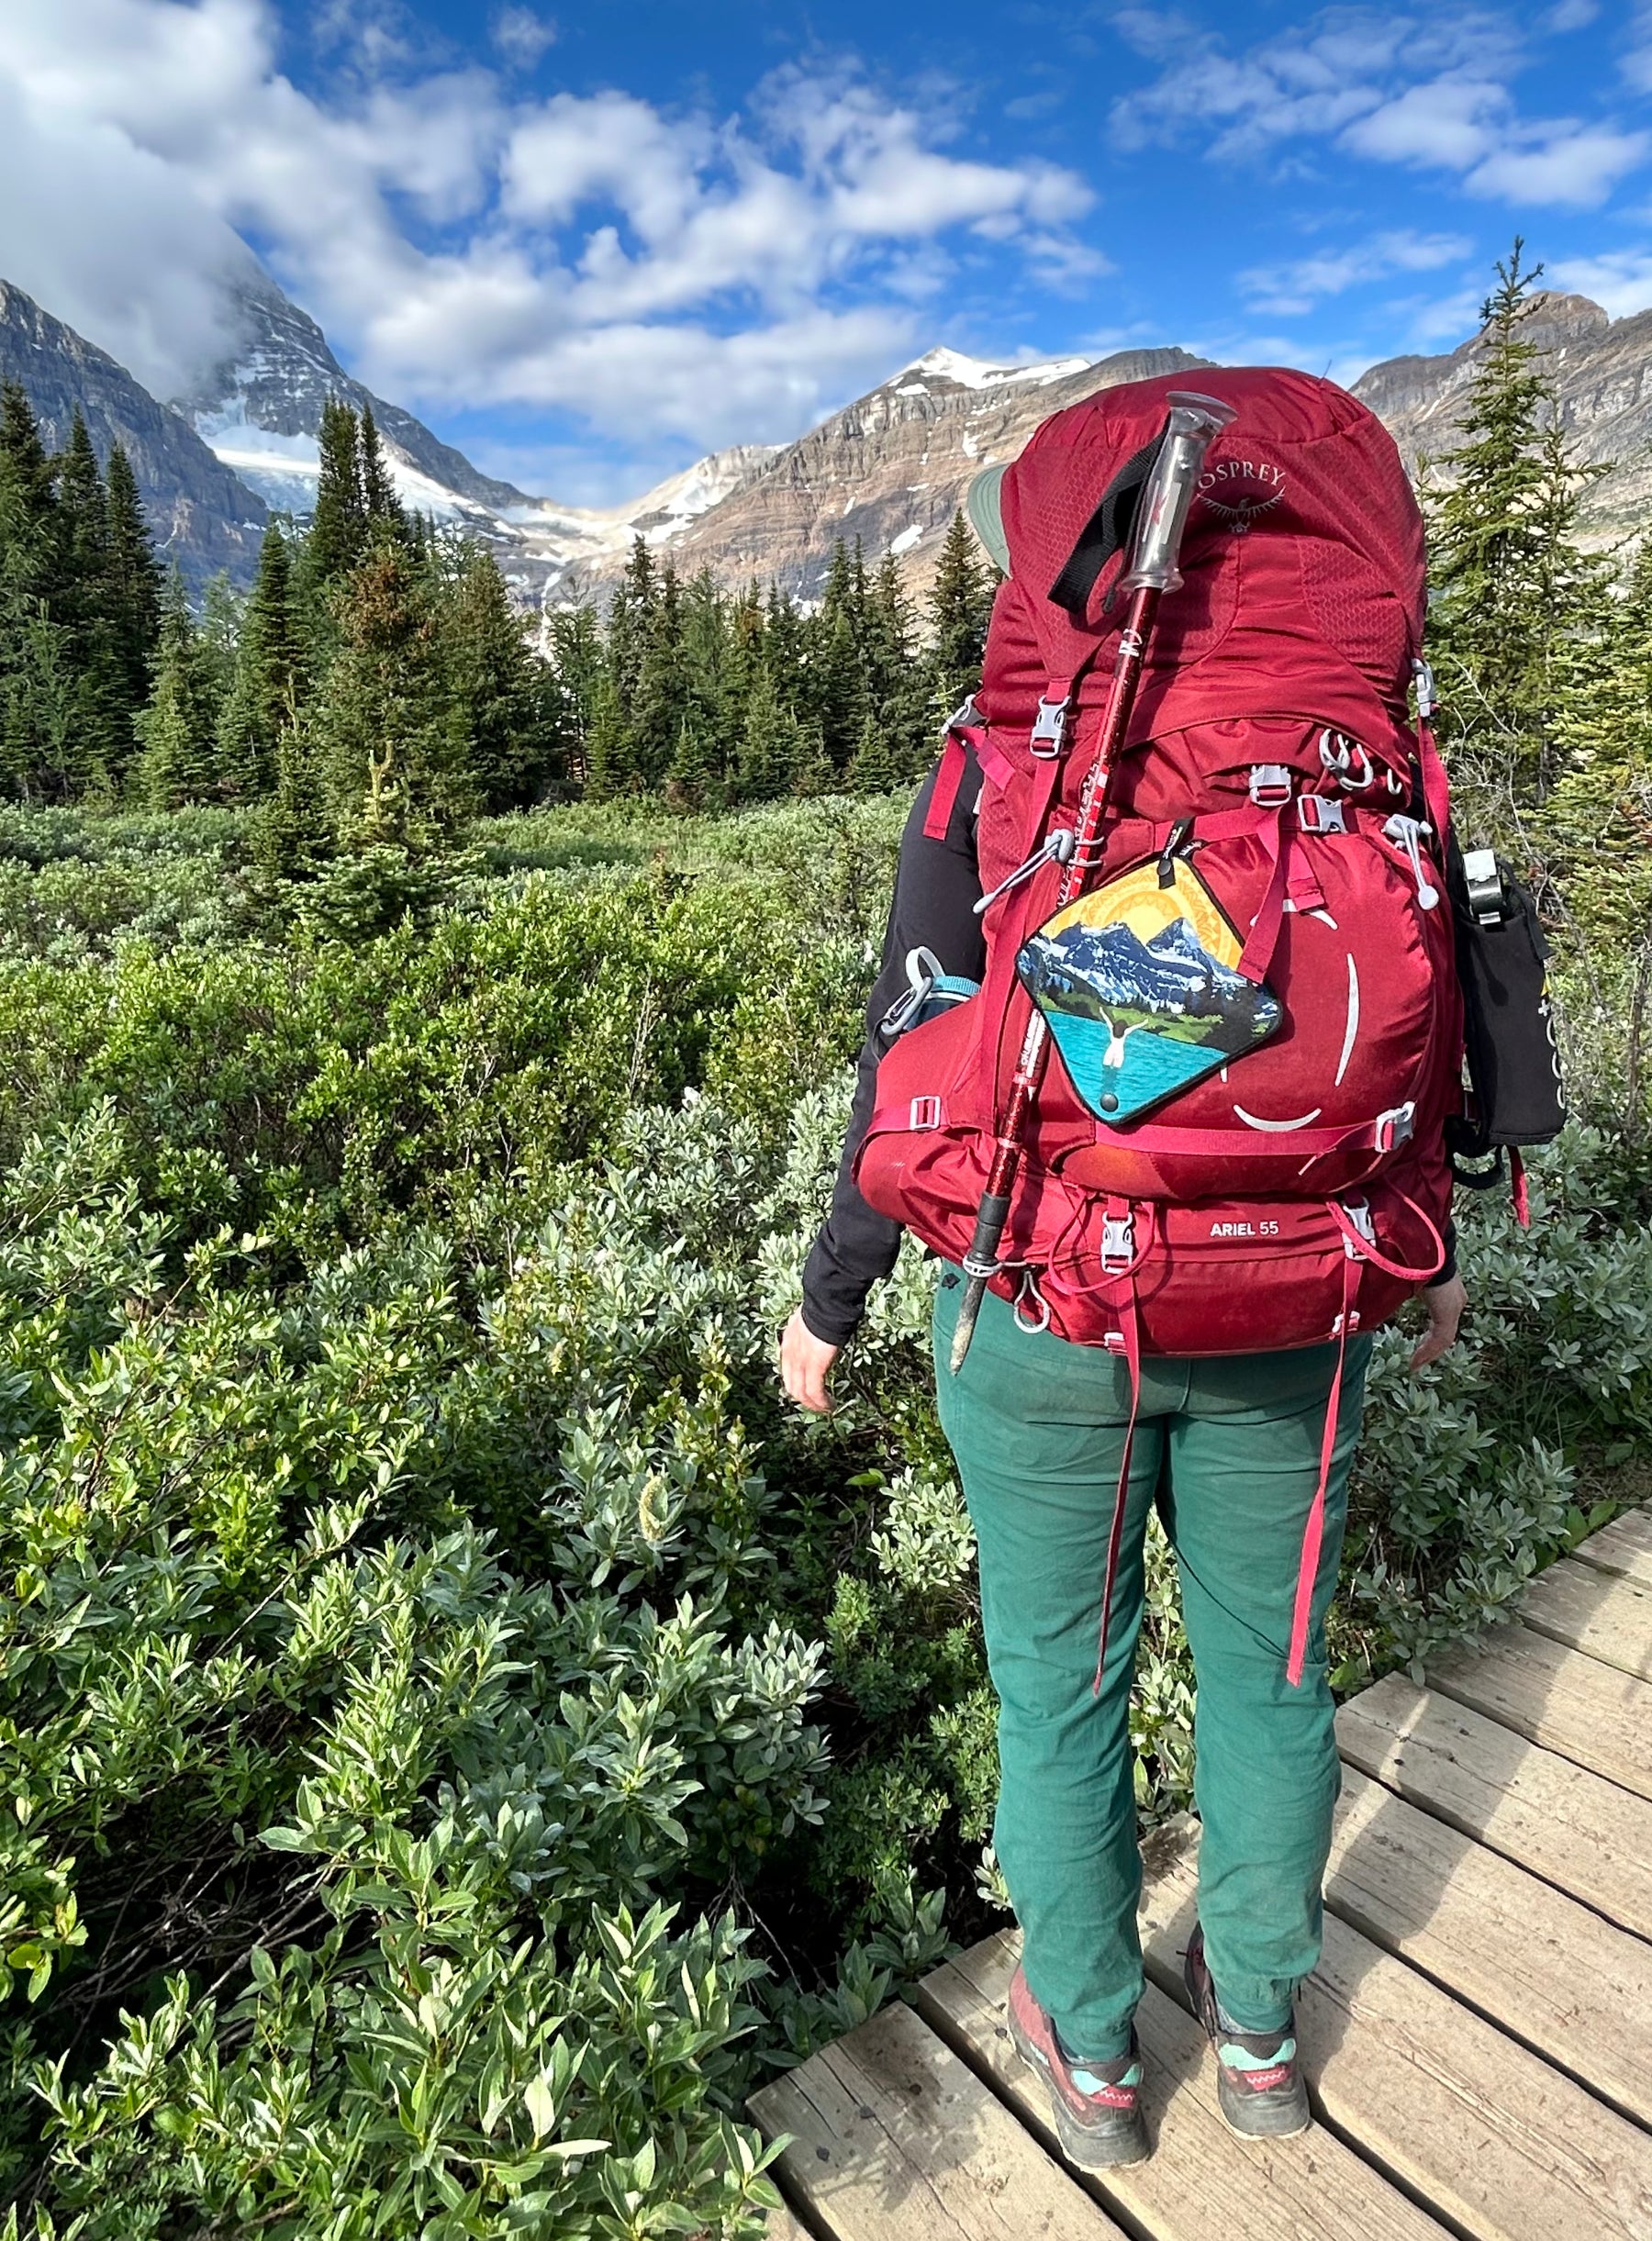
left=966, top=464, right=1010, bottom=576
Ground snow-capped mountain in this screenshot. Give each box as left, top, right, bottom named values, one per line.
left=550, top=340, right=1211, bottom=608
left=1023, top=916, right=1247, bottom=1020
left=0, top=278, right=264, bottom=585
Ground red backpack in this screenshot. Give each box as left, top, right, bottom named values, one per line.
left=854, top=368, right=1463, bottom=1678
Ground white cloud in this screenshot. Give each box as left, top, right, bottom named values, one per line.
left=0, top=0, right=1100, bottom=453
left=1240, top=229, right=1472, bottom=316
left=492, top=7, right=556, bottom=70
left=1111, top=6, right=1647, bottom=209
left=1549, top=248, right=1652, bottom=318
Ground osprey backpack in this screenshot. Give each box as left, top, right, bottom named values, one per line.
left=854, top=367, right=1466, bottom=1680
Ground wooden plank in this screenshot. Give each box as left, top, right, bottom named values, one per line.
left=1514, top=1559, right=1652, bottom=1682
left=1427, top=1622, right=1652, bottom=1803
left=1572, top=1509, right=1652, bottom=1589
left=1326, top=1764, right=1652, bottom=2126
left=765, top=2209, right=816, bottom=2241
left=1337, top=1676, right=1652, bottom=1940
left=749, top=1997, right=1128, bottom=2241
left=1137, top=1822, right=1652, bottom=2241
left=916, top=1927, right=1450, bottom=2241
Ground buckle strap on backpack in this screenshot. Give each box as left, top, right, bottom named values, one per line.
left=1031, top=679, right=1073, bottom=759
left=1286, top=1247, right=1357, bottom=1689
left=922, top=697, right=987, bottom=840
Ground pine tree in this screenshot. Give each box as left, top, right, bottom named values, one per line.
left=863, top=552, right=928, bottom=774
left=442, top=544, right=561, bottom=809
left=847, top=708, right=902, bottom=794
left=1424, top=240, right=1606, bottom=809
left=584, top=670, right=639, bottom=799
left=53, top=411, right=127, bottom=787
left=303, top=398, right=369, bottom=597
left=359, top=403, right=404, bottom=531
left=607, top=536, right=658, bottom=706
left=666, top=713, right=721, bottom=811
left=218, top=522, right=300, bottom=799
left=630, top=562, right=688, bottom=784
left=318, top=542, right=474, bottom=845
left=806, top=540, right=870, bottom=766
left=134, top=575, right=219, bottom=807
left=103, top=445, right=162, bottom=746
left=735, top=662, right=792, bottom=801
left=927, top=507, right=997, bottom=715
left=0, top=385, right=73, bottom=799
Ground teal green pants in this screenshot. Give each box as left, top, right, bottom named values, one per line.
left=933, top=1274, right=1372, bottom=2063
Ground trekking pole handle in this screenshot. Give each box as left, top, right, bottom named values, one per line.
left=1117, top=392, right=1236, bottom=597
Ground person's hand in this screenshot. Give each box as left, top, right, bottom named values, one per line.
left=780, top=1307, right=840, bottom=1413
left=1411, top=1274, right=1467, bottom=1371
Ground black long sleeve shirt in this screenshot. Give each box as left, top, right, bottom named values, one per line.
left=798, top=749, right=1455, bottom=1344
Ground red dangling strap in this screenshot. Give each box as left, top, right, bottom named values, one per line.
left=923, top=730, right=970, bottom=840
left=1092, top=1271, right=1142, bottom=1700
left=1285, top=1249, right=1360, bottom=1689
left=1236, top=806, right=1290, bottom=984
left=1510, top=1144, right=1531, bottom=1229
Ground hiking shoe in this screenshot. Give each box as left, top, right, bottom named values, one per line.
left=1183, top=1924, right=1311, bottom=2138
left=1006, top=1964, right=1149, bottom=2169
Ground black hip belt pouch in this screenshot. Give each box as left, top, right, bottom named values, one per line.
left=1446, top=837, right=1567, bottom=1182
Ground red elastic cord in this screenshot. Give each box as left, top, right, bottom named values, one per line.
left=1092, top=1262, right=1141, bottom=1700
left=923, top=732, right=969, bottom=840
left=1286, top=1252, right=1358, bottom=1689
left=1510, top=1144, right=1531, bottom=1229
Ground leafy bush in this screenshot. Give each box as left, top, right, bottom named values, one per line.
left=1, top=793, right=1647, bottom=2236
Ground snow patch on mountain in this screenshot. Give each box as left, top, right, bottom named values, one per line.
left=898, top=346, right=1095, bottom=393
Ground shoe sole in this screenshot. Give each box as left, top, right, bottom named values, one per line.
left=1007, top=2009, right=1151, bottom=2169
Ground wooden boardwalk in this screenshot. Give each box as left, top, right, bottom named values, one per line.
left=753, top=1511, right=1652, bottom=2241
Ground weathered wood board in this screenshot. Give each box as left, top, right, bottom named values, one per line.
left=1336, top=1675, right=1652, bottom=1939
left=1137, top=1824, right=1652, bottom=2241
left=1513, top=1560, right=1652, bottom=1681
left=750, top=1996, right=1129, bottom=2241
left=1569, top=1507, right=1652, bottom=1588
left=1326, top=1765, right=1652, bottom=2124
left=1426, top=1622, right=1652, bottom=1801
left=915, top=1927, right=1450, bottom=2241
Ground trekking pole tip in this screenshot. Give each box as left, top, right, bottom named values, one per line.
left=949, top=1277, right=986, bottom=1374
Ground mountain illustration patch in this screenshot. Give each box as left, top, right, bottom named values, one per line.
left=1018, top=857, right=1281, bottom=1126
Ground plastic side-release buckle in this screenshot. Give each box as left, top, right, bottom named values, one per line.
left=1342, top=1197, right=1378, bottom=1256
left=909, top=1095, right=943, bottom=1132
left=1030, top=687, right=1071, bottom=759
left=1373, top=1103, right=1415, bottom=1154
left=1100, top=1210, right=1135, bottom=1272
left=1297, top=792, right=1346, bottom=834
left=1249, top=764, right=1295, bottom=808
left=947, top=693, right=981, bottom=734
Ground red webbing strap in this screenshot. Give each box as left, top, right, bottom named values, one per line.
left=1286, top=1249, right=1359, bottom=1689
left=1092, top=1265, right=1142, bottom=1700
left=1236, top=807, right=1289, bottom=985
left=1418, top=722, right=1451, bottom=842
left=1511, top=1145, right=1532, bottom=1229
left=923, top=730, right=972, bottom=840
left=976, top=732, right=1017, bottom=792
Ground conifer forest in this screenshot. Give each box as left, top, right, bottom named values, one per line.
left=0, top=251, right=1648, bottom=2237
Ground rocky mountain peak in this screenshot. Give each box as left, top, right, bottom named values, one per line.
left=0, top=279, right=264, bottom=585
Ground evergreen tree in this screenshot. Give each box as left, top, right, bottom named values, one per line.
left=103, top=445, right=162, bottom=741
left=630, top=562, right=688, bottom=784
left=806, top=540, right=870, bottom=766
left=218, top=522, right=301, bottom=799
left=927, top=507, right=997, bottom=714
left=318, top=542, right=474, bottom=845
left=863, top=552, right=928, bottom=774
left=134, top=575, right=219, bottom=807
left=666, top=712, right=721, bottom=811
left=607, top=536, right=658, bottom=707
left=847, top=708, right=902, bottom=794
left=442, top=544, right=562, bottom=809
left=584, top=670, right=639, bottom=799
left=303, top=398, right=369, bottom=598
left=1424, top=240, right=1606, bottom=808
left=359, top=403, right=404, bottom=532
left=735, top=663, right=794, bottom=801
left=0, top=385, right=73, bottom=799
left=53, top=410, right=127, bottom=786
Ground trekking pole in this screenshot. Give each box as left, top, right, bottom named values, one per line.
left=949, top=392, right=1236, bottom=1375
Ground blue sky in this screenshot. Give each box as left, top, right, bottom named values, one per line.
left=2, top=0, right=1651, bottom=501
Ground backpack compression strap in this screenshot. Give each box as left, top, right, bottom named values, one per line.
left=1047, top=434, right=1164, bottom=620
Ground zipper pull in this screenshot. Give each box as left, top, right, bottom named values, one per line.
left=974, top=828, right=1077, bottom=916
left=1382, top=814, right=1440, bottom=909
left=1156, top=817, right=1195, bottom=888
